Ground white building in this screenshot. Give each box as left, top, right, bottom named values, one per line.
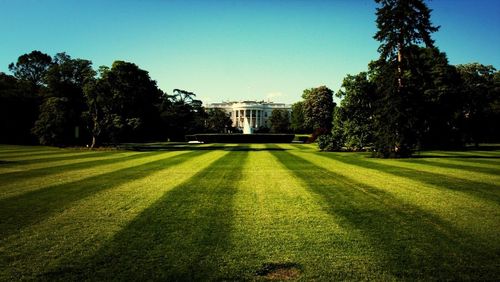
left=206, top=101, right=291, bottom=133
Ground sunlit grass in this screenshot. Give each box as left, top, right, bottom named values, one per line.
left=0, top=144, right=499, bottom=280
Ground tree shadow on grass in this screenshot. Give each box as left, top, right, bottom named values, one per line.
left=0, top=150, right=212, bottom=241
left=0, top=150, right=119, bottom=166
left=0, top=149, right=72, bottom=158
left=42, top=150, right=248, bottom=281
left=0, top=152, right=151, bottom=187
left=289, top=144, right=311, bottom=150
left=321, top=154, right=500, bottom=205
left=412, top=155, right=500, bottom=159
left=400, top=158, right=500, bottom=177
left=270, top=150, right=499, bottom=280
left=413, top=149, right=500, bottom=159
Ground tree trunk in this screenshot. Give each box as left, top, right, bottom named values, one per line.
left=90, top=135, right=96, bottom=149
left=397, top=42, right=403, bottom=89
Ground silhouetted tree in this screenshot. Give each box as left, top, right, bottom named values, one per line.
left=159, top=89, right=208, bottom=140
left=456, top=63, right=499, bottom=145
left=32, top=97, right=71, bottom=146
left=205, top=108, right=232, bottom=133
left=83, top=61, right=163, bottom=147
left=34, top=53, right=96, bottom=145
left=0, top=72, right=39, bottom=144
left=374, top=0, right=439, bottom=89
left=8, top=50, right=52, bottom=91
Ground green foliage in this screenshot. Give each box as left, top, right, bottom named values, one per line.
left=159, top=89, right=208, bottom=141
left=290, top=101, right=311, bottom=133
left=456, top=63, right=499, bottom=145
left=371, top=0, right=440, bottom=157
left=40, top=53, right=96, bottom=145
left=336, top=72, right=376, bottom=150
left=32, top=97, right=71, bottom=146
left=317, top=134, right=342, bottom=151
left=374, top=0, right=439, bottom=61
left=83, top=61, right=163, bottom=146
left=269, top=109, right=290, bottom=133
left=205, top=108, right=232, bottom=133
left=8, top=50, right=52, bottom=89
left=302, top=86, right=335, bottom=137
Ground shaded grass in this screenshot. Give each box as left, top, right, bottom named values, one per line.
left=0, top=152, right=148, bottom=194
left=270, top=149, right=499, bottom=280
left=41, top=150, right=248, bottom=280
left=0, top=150, right=211, bottom=240
left=321, top=153, right=500, bottom=204
left=403, top=157, right=500, bottom=176
left=1, top=150, right=226, bottom=280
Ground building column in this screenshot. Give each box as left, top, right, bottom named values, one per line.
left=260, top=110, right=263, bottom=128
left=256, top=110, right=259, bottom=128
left=251, top=109, right=254, bottom=128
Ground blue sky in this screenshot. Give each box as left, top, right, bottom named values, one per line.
left=1, top=0, right=499, bottom=104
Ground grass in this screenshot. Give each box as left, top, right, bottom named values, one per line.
left=0, top=144, right=499, bottom=280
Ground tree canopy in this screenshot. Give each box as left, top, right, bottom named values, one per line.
left=302, top=86, right=335, bottom=138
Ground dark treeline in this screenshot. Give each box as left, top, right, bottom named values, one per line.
left=0, top=52, right=233, bottom=147
left=301, top=0, right=500, bottom=157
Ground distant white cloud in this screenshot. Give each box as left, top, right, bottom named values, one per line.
left=265, top=92, right=284, bottom=102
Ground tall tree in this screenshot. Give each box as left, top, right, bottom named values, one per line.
left=34, top=53, right=96, bottom=145
left=374, top=0, right=439, bottom=89
left=83, top=61, right=163, bottom=147
left=373, top=0, right=440, bottom=157
left=302, top=86, right=335, bottom=139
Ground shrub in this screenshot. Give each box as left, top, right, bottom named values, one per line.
left=317, top=134, right=342, bottom=151
left=188, top=133, right=295, bottom=143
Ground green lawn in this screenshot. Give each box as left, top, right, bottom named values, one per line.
left=0, top=144, right=499, bottom=280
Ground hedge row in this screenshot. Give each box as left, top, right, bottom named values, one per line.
left=186, top=134, right=295, bottom=143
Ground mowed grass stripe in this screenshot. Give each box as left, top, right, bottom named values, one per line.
left=289, top=149, right=500, bottom=239
left=38, top=150, right=247, bottom=281
left=371, top=157, right=500, bottom=185
left=0, top=151, right=138, bottom=175
left=229, top=148, right=388, bottom=280
left=409, top=157, right=500, bottom=172
left=1, top=150, right=226, bottom=281
left=0, top=150, right=121, bottom=168
left=0, top=150, right=213, bottom=240
left=0, top=148, right=72, bottom=158
left=332, top=153, right=500, bottom=205
left=0, top=145, right=44, bottom=153
left=0, top=151, right=178, bottom=199
left=271, top=148, right=498, bottom=280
